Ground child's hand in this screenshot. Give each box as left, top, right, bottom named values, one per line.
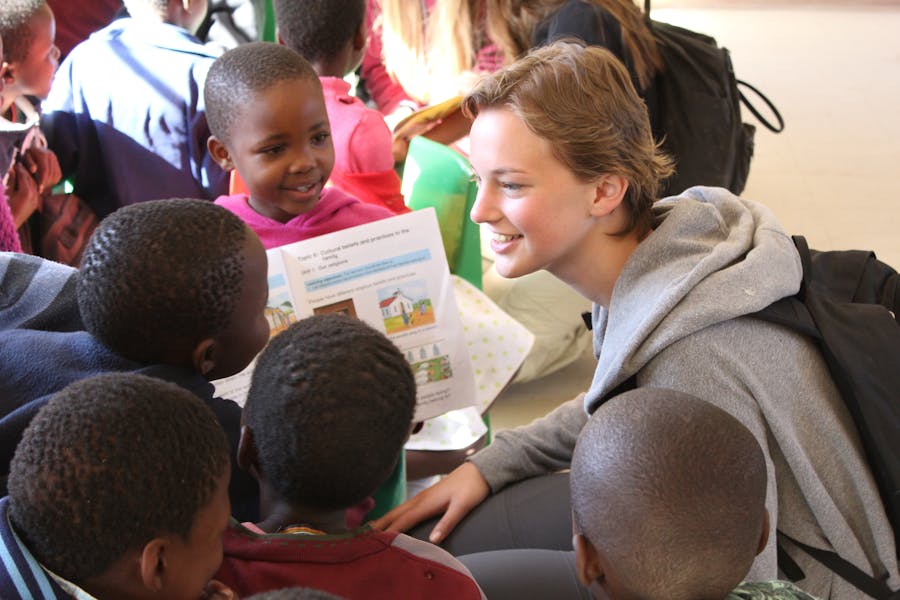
left=6, top=162, right=40, bottom=227
left=21, top=146, right=62, bottom=194
left=202, top=579, right=239, bottom=600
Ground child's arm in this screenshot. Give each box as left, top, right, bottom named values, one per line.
left=6, top=162, right=40, bottom=228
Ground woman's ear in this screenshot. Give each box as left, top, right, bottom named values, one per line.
left=191, top=338, right=216, bottom=376
left=207, top=136, right=235, bottom=172
left=353, top=20, right=367, bottom=52
left=590, top=174, right=629, bottom=218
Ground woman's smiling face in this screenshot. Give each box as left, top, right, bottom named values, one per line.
left=469, top=107, right=601, bottom=280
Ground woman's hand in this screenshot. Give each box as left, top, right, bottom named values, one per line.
left=371, top=462, right=490, bottom=544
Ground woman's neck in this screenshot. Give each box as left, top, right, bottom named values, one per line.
left=551, top=223, right=646, bottom=310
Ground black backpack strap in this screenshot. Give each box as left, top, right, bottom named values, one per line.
left=779, top=533, right=900, bottom=599
left=737, top=79, right=785, bottom=133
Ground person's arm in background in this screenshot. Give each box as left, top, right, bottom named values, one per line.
left=361, top=0, right=419, bottom=117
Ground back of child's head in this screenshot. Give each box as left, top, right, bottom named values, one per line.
left=77, top=198, right=261, bottom=366
left=245, top=314, right=416, bottom=511
left=7, top=372, right=231, bottom=587
left=273, top=0, right=365, bottom=64
left=571, top=387, right=767, bottom=600
left=205, top=41, right=319, bottom=145
left=462, top=41, right=673, bottom=238
left=0, top=0, right=46, bottom=64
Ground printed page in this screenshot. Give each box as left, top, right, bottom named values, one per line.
left=276, top=208, right=476, bottom=421
left=405, top=276, right=535, bottom=451
left=214, top=209, right=477, bottom=421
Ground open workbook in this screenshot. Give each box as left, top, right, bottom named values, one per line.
left=212, top=208, right=481, bottom=422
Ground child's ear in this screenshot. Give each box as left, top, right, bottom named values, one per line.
left=589, top=174, right=628, bottom=218
left=353, top=20, right=366, bottom=52
left=2, top=61, right=18, bottom=85
left=237, top=425, right=261, bottom=475
left=138, top=538, right=168, bottom=592
left=573, top=533, right=603, bottom=588
left=756, top=508, right=771, bottom=555
left=207, top=136, right=235, bottom=172
left=192, top=338, right=217, bottom=376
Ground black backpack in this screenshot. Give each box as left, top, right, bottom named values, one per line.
left=644, top=1, right=784, bottom=196
left=752, top=236, right=900, bottom=599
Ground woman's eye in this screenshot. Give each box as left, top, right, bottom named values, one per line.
left=312, top=132, right=331, bottom=145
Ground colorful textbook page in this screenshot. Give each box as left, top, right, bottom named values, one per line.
left=212, top=208, right=477, bottom=422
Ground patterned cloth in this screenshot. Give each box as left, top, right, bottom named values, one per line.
left=0, top=188, right=21, bottom=253
left=0, top=497, right=72, bottom=599
left=727, top=581, right=821, bottom=599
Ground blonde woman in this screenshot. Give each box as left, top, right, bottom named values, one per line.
left=361, top=0, right=502, bottom=120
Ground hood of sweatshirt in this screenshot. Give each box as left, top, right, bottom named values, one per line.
left=585, top=186, right=802, bottom=412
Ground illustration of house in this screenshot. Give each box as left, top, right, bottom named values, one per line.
left=380, top=290, right=415, bottom=319
left=265, top=304, right=294, bottom=335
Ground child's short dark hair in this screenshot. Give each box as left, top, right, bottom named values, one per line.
left=571, top=388, right=767, bottom=599
left=77, top=198, right=249, bottom=363
left=0, top=0, right=45, bottom=62
left=273, top=0, right=365, bottom=63
left=245, top=314, right=416, bottom=510
left=7, top=373, right=230, bottom=583
left=205, top=41, right=319, bottom=144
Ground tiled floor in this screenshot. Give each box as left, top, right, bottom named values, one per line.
left=488, top=3, right=900, bottom=431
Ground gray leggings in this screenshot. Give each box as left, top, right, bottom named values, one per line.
left=407, top=472, right=591, bottom=599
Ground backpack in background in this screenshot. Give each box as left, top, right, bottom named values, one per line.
left=645, top=4, right=784, bottom=197
left=753, top=236, right=900, bottom=600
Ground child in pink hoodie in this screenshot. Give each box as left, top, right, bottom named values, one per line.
left=206, top=42, right=392, bottom=250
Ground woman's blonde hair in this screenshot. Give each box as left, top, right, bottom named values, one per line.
left=378, top=0, right=481, bottom=103
left=486, top=0, right=662, bottom=91
left=462, top=42, right=673, bottom=236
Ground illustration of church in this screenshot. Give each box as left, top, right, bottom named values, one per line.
left=379, top=290, right=415, bottom=319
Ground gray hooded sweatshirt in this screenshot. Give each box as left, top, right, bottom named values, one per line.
left=469, top=188, right=898, bottom=598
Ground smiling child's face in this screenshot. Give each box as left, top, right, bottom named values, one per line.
left=211, top=77, right=335, bottom=224
left=7, top=3, right=59, bottom=101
